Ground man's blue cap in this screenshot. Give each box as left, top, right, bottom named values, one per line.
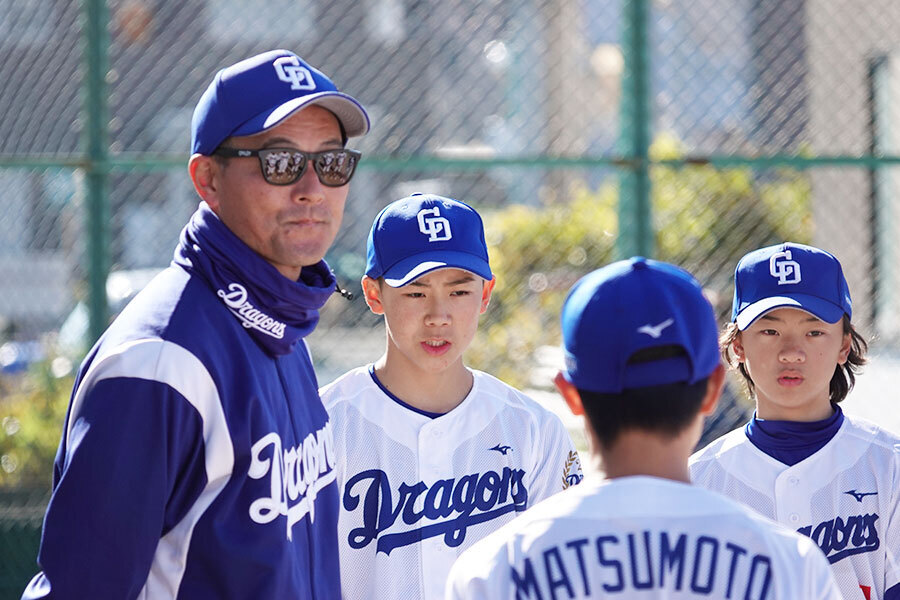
left=365, top=193, right=492, bottom=287
left=561, top=257, right=720, bottom=393
left=732, top=242, right=852, bottom=330
left=191, top=49, right=370, bottom=155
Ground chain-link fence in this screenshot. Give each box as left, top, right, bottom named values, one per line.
left=1, top=0, right=900, bottom=595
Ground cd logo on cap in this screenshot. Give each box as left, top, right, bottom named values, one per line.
left=417, top=207, right=452, bottom=242
left=769, top=250, right=801, bottom=285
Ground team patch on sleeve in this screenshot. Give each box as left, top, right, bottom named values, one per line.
left=563, top=450, right=584, bottom=489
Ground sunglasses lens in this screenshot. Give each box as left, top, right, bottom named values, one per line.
left=256, top=149, right=359, bottom=186
left=314, top=151, right=358, bottom=187
left=261, top=150, right=307, bottom=185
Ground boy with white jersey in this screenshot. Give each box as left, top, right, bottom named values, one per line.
left=320, top=193, right=583, bottom=599
left=691, top=242, right=900, bottom=600
left=446, top=257, right=841, bottom=599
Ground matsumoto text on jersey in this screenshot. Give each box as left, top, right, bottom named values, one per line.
left=446, top=477, right=842, bottom=599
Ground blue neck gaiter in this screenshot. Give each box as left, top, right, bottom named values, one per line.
left=173, top=202, right=336, bottom=356
left=745, top=404, right=844, bottom=466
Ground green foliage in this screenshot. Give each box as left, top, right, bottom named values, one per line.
left=0, top=135, right=816, bottom=483
left=467, top=185, right=617, bottom=386
left=651, top=133, right=812, bottom=303
left=0, top=362, right=72, bottom=490
left=467, top=135, right=813, bottom=389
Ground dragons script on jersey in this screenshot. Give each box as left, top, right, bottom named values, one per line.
left=446, top=476, right=842, bottom=599
left=690, top=414, right=900, bottom=600
left=320, top=366, right=584, bottom=599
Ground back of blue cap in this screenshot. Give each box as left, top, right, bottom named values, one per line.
left=561, top=257, right=720, bottom=393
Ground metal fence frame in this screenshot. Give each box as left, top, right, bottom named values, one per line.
left=2, top=1, right=900, bottom=597
left=1, top=0, right=897, bottom=347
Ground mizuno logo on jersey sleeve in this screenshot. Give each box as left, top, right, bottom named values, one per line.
left=844, top=489, right=877, bottom=502
left=342, top=467, right=528, bottom=555
left=489, top=444, right=512, bottom=455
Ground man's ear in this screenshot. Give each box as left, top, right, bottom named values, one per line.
left=188, top=154, right=221, bottom=212
left=480, top=276, right=497, bottom=314
left=361, top=276, right=385, bottom=315
left=554, top=371, right=585, bottom=417
left=699, top=363, right=726, bottom=417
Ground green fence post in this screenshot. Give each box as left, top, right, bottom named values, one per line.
left=617, top=0, right=653, bottom=259
left=82, top=0, right=110, bottom=345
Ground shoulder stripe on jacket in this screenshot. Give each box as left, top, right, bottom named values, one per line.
left=67, top=338, right=234, bottom=599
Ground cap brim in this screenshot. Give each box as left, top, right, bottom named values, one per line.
left=233, top=91, right=370, bottom=139
left=381, top=251, right=492, bottom=287
left=735, top=294, right=845, bottom=330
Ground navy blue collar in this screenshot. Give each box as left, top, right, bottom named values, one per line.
left=173, top=202, right=336, bottom=356
left=368, top=365, right=445, bottom=419
left=745, top=405, right=844, bottom=466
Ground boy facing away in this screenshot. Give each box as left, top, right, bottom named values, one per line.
left=446, top=257, right=841, bottom=599
left=691, top=242, right=900, bottom=600
left=320, top=193, right=583, bottom=599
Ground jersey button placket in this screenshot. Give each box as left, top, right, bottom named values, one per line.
left=420, top=426, right=444, bottom=470
left=418, top=423, right=439, bottom=599
left=775, top=469, right=809, bottom=526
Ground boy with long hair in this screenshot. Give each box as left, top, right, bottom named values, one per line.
left=691, top=242, right=899, bottom=600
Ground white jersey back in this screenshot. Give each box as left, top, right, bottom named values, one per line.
left=446, top=476, right=841, bottom=599
left=690, top=414, right=900, bottom=600
left=321, top=366, right=583, bottom=600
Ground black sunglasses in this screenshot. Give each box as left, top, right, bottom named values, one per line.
left=213, top=147, right=362, bottom=187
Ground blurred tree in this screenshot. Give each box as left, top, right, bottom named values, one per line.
left=0, top=362, right=71, bottom=490
left=1, top=136, right=814, bottom=485
left=651, top=132, right=813, bottom=317
left=468, top=133, right=812, bottom=389
left=466, top=186, right=617, bottom=387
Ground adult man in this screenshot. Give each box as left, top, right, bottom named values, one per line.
left=23, top=49, right=368, bottom=599
left=445, top=257, right=841, bottom=599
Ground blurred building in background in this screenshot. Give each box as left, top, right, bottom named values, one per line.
left=2, top=3, right=900, bottom=593
left=0, top=0, right=898, bottom=345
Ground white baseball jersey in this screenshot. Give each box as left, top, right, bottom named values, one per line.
left=445, top=476, right=841, bottom=599
left=690, top=414, right=900, bottom=600
left=320, top=366, right=583, bottom=600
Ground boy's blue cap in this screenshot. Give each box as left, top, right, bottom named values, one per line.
left=191, top=49, right=370, bottom=155
left=732, top=242, right=852, bottom=330
left=561, top=257, right=720, bottom=393
left=365, top=193, right=492, bottom=287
